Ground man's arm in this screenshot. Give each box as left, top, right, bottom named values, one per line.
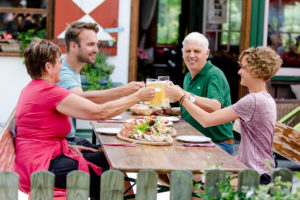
left=70, top=81, right=145, bottom=104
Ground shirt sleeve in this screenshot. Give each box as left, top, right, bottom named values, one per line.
left=45, top=84, right=72, bottom=109
left=57, top=67, right=81, bottom=90
left=206, top=74, right=226, bottom=105
left=230, top=94, right=255, bottom=122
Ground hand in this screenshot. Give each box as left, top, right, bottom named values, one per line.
left=123, top=81, right=145, bottom=95
left=135, top=87, right=155, bottom=102
left=165, top=83, right=184, bottom=102
left=69, top=145, right=99, bottom=155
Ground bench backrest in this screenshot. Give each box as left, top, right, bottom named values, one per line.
left=0, top=109, right=15, bottom=172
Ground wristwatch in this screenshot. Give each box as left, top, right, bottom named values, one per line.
left=189, top=94, right=196, bottom=103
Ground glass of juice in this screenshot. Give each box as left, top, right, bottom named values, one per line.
left=146, top=78, right=161, bottom=108
left=158, top=76, right=170, bottom=108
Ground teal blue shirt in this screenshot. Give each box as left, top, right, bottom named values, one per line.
left=56, top=60, right=81, bottom=138
left=181, top=61, right=233, bottom=142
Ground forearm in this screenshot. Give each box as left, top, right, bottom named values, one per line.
left=185, top=91, right=221, bottom=112
left=82, top=86, right=128, bottom=104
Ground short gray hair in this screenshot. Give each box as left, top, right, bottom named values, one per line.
left=182, top=32, right=209, bottom=50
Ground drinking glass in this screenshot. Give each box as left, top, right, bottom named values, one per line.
left=145, top=78, right=161, bottom=108
left=158, top=76, right=170, bottom=108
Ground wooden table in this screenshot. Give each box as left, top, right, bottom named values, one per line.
left=91, top=112, right=247, bottom=174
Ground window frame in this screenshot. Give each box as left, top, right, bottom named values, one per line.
left=0, top=0, right=53, bottom=56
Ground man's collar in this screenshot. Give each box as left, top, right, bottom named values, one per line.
left=190, top=61, right=212, bottom=80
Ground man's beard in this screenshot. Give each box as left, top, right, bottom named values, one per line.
left=77, top=52, right=94, bottom=65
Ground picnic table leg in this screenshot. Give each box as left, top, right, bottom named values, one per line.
left=92, top=130, right=96, bottom=145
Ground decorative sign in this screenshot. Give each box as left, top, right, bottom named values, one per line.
left=208, top=0, right=227, bottom=24
left=54, top=0, right=119, bottom=55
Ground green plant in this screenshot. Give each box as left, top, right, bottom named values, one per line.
left=81, top=52, right=115, bottom=90
left=18, top=28, right=46, bottom=52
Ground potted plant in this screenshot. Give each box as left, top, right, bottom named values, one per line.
left=80, top=52, right=115, bottom=90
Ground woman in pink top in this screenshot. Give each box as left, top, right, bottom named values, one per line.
left=165, top=46, right=282, bottom=184
left=14, top=39, right=155, bottom=199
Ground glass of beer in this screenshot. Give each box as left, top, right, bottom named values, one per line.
left=145, top=78, right=162, bottom=108
left=158, top=76, right=170, bottom=108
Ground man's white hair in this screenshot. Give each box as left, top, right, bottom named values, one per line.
left=182, top=32, right=209, bottom=50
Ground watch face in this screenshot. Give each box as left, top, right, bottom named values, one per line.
left=190, top=95, right=195, bottom=103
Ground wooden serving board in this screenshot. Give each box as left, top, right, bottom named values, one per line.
left=117, top=133, right=173, bottom=146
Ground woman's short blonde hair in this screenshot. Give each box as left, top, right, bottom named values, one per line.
left=239, top=46, right=282, bottom=81
left=24, top=38, right=61, bottom=79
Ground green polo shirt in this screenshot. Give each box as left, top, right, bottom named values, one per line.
left=181, top=61, right=233, bottom=142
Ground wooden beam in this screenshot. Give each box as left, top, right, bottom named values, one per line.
left=128, top=0, right=140, bottom=82
left=240, top=0, right=252, bottom=52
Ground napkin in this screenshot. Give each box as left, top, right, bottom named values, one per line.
left=183, top=143, right=216, bottom=147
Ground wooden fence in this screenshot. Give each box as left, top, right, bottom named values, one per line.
left=0, top=168, right=294, bottom=200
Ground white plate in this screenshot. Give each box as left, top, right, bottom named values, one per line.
left=95, top=128, right=121, bottom=135
left=176, top=135, right=212, bottom=143
left=110, top=115, right=122, bottom=120
left=159, top=116, right=180, bottom=122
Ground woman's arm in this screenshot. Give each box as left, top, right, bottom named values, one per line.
left=165, top=83, right=238, bottom=127
left=56, top=87, right=154, bottom=121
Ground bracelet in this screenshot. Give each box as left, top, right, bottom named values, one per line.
left=179, top=95, right=186, bottom=104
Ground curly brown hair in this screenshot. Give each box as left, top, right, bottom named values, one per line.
left=64, top=21, right=99, bottom=53
left=239, top=46, right=282, bottom=81
left=24, top=38, right=61, bottom=79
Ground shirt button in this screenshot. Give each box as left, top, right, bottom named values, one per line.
left=197, top=86, right=200, bottom=89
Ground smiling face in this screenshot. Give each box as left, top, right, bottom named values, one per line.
left=76, top=29, right=98, bottom=64
left=238, top=55, right=255, bottom=87
left=182, top=40, right=210, bottom=78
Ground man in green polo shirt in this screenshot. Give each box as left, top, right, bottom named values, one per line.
left=180, top=32, right=234, bottom=155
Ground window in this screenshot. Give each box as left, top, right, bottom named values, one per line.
left=0, top=0, right=53, bottom=55
left=204, top=0, right=242, bottom=52
left=157, top=0, right=181, bottom=44
left=268, top=0, right=300, bottom=67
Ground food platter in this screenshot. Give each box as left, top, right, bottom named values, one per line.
left=117, top=116, right=176, bottom=146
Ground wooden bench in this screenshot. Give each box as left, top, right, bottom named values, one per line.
left=0, top=168, right=294, bottom=200
left=0, top=109, right=15, bottom=172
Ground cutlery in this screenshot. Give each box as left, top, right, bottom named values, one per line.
left=97, top=120, right=124, bottom=123
left=183, top=143, right=216, bottom=147
left=103, top=143, right=136, bottom=147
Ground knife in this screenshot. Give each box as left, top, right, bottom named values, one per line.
left=103, top=143, right=136, bottom=147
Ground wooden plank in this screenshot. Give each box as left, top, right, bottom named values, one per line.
left=204, top=169, right=226, bottom=198
left=100, top=170, right=124, bottom=200
left=30, top=171, right=55, bottom=200
left=273, top=123, right=300, bottom=165
left=0, top=109, right=15, bottom=172
left=272, top=168, right=294, bottom=183
left=170, top=170, right=193, bottom=200
left=237, top=169, right=259, bottom=192
left=136, top=170, right=158, bottom=200
left=0, top=172, right=19, bottom=200
left=92, top=112, right=247, bottom=174
left=66, top=171, right=90, bottom=200
left=128, top=0, right=140, bottom=82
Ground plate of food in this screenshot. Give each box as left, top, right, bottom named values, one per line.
left=96, top=128, right=121, bottom=135
left=159, top=116, right=180, bottom=122
left=117, top=116, right=176, bottom=146
left=176, top=135, right=212, bottom=143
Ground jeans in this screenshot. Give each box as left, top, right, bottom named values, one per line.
left=215, top=142, right=234, bottom=155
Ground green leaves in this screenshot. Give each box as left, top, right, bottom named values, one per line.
left=81, top=52, right=115, bottom=90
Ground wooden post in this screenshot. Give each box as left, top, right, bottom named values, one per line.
left=0, top=172, right=19, bottom=200
left=204, top=169, right=226, bottom=198
left=170, top=170, right=193, bottom=200
left=30, top=171, right=55, bottom=200
left=136, top=170, right=158, bottom=200
left=128, top=0, right=140, bottom=82
left=100, top=170, right=124, bottom=200
left=238, top=169, right=259, bottom=192
left=67, top=171, right=90, bottom=200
